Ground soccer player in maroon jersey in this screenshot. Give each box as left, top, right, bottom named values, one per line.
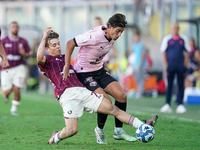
left=37, top=27, right=158, bottom=144
left=0, top=28, right=9, bottom=68
left=1, top=22, right=31, bottom=115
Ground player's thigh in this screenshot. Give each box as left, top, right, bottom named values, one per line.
left=97, top=97, right=116, bottom=115
left=1, top=69, right=13, bottom=91
left=13, top=65, right=27, bottom=88
left=59, top=87, right=84, bottom=119
left=81, top=88, right=103, bottom=113
left=95, top=87, right=112, bottom=102
left=104, top=81, right=127, bottom=102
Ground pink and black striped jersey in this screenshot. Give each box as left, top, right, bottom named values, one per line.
left=38, top=54, right=84, bottom=100
left=1, top=36, right=31, bottom=70
left=73, top=25, right=114, bottom=73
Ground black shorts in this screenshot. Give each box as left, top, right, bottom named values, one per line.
left=76, top=67, right=117, bottom=91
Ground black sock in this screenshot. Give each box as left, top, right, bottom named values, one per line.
left=97, top=113, right=108, bottom=129
left=115, top=100, right=127, bottom=127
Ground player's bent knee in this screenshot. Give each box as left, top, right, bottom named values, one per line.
left=116, top=92, right=127, bottom=103
left=108, top=105, right=119, bottom=116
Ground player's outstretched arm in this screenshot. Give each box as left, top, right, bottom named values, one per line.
left=63, top=39, right=76, bottom=81
left=0, top=42, right=9, bottom=68
left=37, top=27, right=52, bottom=65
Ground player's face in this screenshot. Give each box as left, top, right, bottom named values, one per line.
left=93, top=19, right=103, bottom=27
left=10, top=23, right=19, bottom=36
left=109, top=26, right=124, bottom=41
left=134, top=34, right=140, bottom=43
left=47, top=38, right=61, bottom=56
left=171, top=23, right=179, bottom=36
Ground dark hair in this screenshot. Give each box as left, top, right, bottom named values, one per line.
left=45, top=31, right=59, bottom=47
left=107, top=13, right=127, bottom=28
left=135, top=30, right=141, bottom=36
left=95, top=16, right=102, bottom=20
left=10, top=21, right=18, bottom=26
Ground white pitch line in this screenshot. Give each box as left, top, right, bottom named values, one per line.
left=1, top=115, right=62, bottom=119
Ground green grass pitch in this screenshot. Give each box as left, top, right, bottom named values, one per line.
left=0, top=91, right=200, bottom=150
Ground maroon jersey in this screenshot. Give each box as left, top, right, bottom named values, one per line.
left=1, top=36, right=31, bottom=70
left=38, top=54, right=84, bottom=100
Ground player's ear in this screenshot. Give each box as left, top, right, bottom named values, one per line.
left=45, top=47, right=49, bottom=52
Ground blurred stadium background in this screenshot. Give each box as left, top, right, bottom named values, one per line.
left=1, top=0, right=200, bottom=99
left=1, top=0, right=199, bottom=68
left=0, top=1, right=200, bottom=149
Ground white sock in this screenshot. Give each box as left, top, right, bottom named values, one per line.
left=96, top=126, right=104, bottom=132
left=114, top=127, right=123, bottom=133
left=10, top=100, right=20, bottom=112
left=129, top=116, right=143, bottom=128
left=54, top=131, right=62, bottom=143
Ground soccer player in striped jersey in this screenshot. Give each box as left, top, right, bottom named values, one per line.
left=1, top=22, right=31, bottom=115
left=0, top=28, right=9, bottom=68
left=63, top=13, right=137, bottom=144
left=37, top=27, right=158, bottom=144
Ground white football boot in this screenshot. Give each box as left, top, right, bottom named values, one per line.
left=176, top=104, right=187, bottom=114
left=160, top=104, right=172, bottom=113
left=94, top=126, right=107, bottom=144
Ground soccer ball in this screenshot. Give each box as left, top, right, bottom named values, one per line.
left=135, top=123, right=155, bottom=143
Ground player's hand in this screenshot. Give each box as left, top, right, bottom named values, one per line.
left=43, top=27, right=53, bottom=40
left=19, top=47, right=26, bottom=57
left=63, top=65, right=70, bottom=81
left=2, top=58, right=9, bottom=68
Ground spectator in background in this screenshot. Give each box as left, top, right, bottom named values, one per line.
left=0, top=28, right=9, bottom=68
left=1, top=22, right=31, bottom=115
left=130, top=30, right=148, bottom=99
left=185, top=50, right=200, bottom=88
left=93, top=17, right=118, bottom=70
left=160, top=22, right=190, bottom=114
left=187, top=37, right=198, bottom=75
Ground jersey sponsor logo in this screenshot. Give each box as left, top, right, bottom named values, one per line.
left=81, top=36, right=88, bottom=42
left=60, top=69, right=75, bottom=75
left=85, top=77, right=97, bottom=86
left=7, top=54, right=21, bottom=61
left=90, top=81, right=97, bottom=87
left=90, top=53, right=108, bottom=65
left=85, top=77, right=94, bottom=82
left=5, top=43, right=12, bottom=47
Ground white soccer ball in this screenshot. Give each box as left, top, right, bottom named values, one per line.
left=135, top=123, right=155, bottom=143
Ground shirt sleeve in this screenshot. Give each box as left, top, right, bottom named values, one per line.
left=74, top=31, right=96, bottom=47
left=160, top=35, right=171, bottom=52
left=181, top=35, right=191, bottom=52
left=38, top=56, right=48, bottom=73
left=24, top=40, right=32, bottom=54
